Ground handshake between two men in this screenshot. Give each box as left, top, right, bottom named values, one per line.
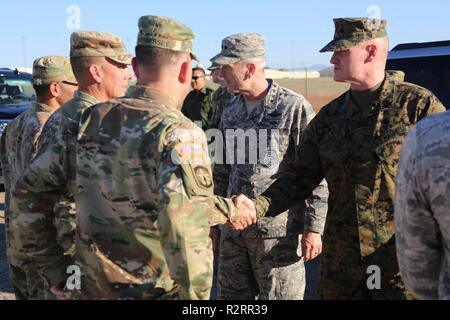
left=227, top=194, right=323, bottom=262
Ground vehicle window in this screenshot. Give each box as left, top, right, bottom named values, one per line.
left=0, top=78, right=36, bottom=105
left=387, top=55, right=450, bottom=110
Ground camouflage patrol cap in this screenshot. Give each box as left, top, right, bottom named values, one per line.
left=70, top=31, right=132, bottom=65
left=210, top=33, right=265, bottom=66
left=320, top=18, right=387, bottom=53
left=207, top=63, right=221, bottom=71
left=32, top=55, right=77, bottom=86
left=137, top=15, right=198, bottom=60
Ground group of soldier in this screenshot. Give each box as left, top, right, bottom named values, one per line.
left=0, top=13, right=448, bottom=300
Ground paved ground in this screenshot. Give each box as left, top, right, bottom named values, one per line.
left=0, top=191, right=15, bottom=300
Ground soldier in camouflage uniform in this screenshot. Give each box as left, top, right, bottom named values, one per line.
left=210, top=33, right=328, bottom=300
left=0, top=56, right=78, bottom=299
left=235, top=18, right=446, bottom=299
left=74, top=15, right=255, bottom=300
left=395, top=110, right=450, bottom=300
left=9, top=31, right=132, bottom=299
left=181, top=66, right=215, bottom=130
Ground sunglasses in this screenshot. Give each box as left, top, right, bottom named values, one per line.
left=192, top=76, right=205, bottom=80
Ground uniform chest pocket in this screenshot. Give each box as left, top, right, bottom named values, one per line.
left=373, top=129, right=408, bottom=178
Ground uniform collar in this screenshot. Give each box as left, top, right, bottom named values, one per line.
left=125, top=85, right=177, bottom=108
left=74, top=90, right=99, bottom=105
left=32, top=102, right=54, bottom=113
left=239, top=79, right=279, bottom=120
left=342, top=72, right=396, bottom=120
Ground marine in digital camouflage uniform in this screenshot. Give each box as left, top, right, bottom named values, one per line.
left=251, top=18, right=446, bottom=299
left=0, top=55, right=77, bottom=299
left=395, top=110, right=450, bottom=300
left=210, top=33, right=328, bottom=300
left=74, top=15, right=255, bottom=300
left=9, top=32, right=132, bottom=298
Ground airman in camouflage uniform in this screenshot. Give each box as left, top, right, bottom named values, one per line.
left=395, top=111, right=450, bottom=300
left=210, top=33, right=328, bottom=300
left=181, top=66, right=215, bottom=130
left=0, top=56, right=77, bottom=299
left=74, top=15, right=255, bottom=300
left=239, top=18, right=446, bottom=299
left=9, top=32, right=132, bottom=299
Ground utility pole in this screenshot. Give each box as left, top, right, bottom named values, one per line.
left=300, top=61, right=308, bottom=100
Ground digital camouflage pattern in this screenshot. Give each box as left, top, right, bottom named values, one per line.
left=74, top=86, right=243, bottom=300
left=320, top=18, right=387, bottom=53
left=254, top=72, right=446, bottom=299
left=210, top=33, right=265, bottom=66
left=395, top=110, right=450, bottom=300
left=181, top=86, right=215, bottom=130
left=208, top=86, right=234, bottom=130
left=214, top=79, right=328, bottom=299
left=9, top=91, right=98, bottom=290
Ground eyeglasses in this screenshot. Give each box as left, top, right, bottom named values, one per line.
left=192, top=76, right=205, bottom=81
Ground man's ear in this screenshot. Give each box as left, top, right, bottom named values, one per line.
left=89, top=63, right=103, bottom=83
left=179, top=58, right=191, bottom=84
left=48, top=82, right=60, bottom=98
left=131, top=57, right=140, bottom=80
left=245, top=63, right=256, bottom=80
left=366, top=44, right=378, bottom=63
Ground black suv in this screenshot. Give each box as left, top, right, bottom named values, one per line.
left=0, top=68, right=35, bottom=184
left=387, top=40, right=450, bottom=110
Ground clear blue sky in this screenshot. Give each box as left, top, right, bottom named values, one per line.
left=1, top=0, right=449, bottom=69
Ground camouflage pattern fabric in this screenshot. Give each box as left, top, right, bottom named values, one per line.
left=395, top=110, right=450, bottom=300
left=181, top=86, right=215, bottom=130
left=254, top=72, right=446, bottom=299
left=214, top=80, right=328, bottom=300
left=70, top=31, right=132, bottom=65
left=9, top=91, right=98, bottom=291
left=208, top=86, right=234, bottom=130
left=320, top=18, right=387, bottom=53
left=137, top=15, right=198, bottom=60
left=0, top=102, right=63, bottom=299
left=218, top=234, right=305, bottom=300
left=74, top=86, right=241, bottom=300
left=32, top=55, right=77, bottom=85
left=210, top=33, right=265, bottom=66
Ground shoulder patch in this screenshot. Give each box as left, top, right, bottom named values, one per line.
left=193, top=165, right=213, bottom=189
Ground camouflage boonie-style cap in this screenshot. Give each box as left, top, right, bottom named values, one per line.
left=137, top=15, right=198, bottom=60
left=32, top=55, right=77, bottom=85
left=210, top=33, right=265, bottom=65
left=320, top=18, right=387, bottom=53
left=70, top=31, right=133, bottom=65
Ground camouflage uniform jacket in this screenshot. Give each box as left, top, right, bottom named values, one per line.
left=255, top=73, right=445, bottom=264
left=208, top=86, right=234, bottom=130
left=0, top=102, right=56, bottom=266
left=181, top=86, right=214, bottom=130
left=215, top=80, right=328, bottom=238
left=9, top=91, right=98, bottom=288
left=75, top=85, right=239, bottom=300
left=395, top=110, right=450, bottom=300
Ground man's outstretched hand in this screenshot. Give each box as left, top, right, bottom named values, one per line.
left=228, top=194, right=257, bottom=230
